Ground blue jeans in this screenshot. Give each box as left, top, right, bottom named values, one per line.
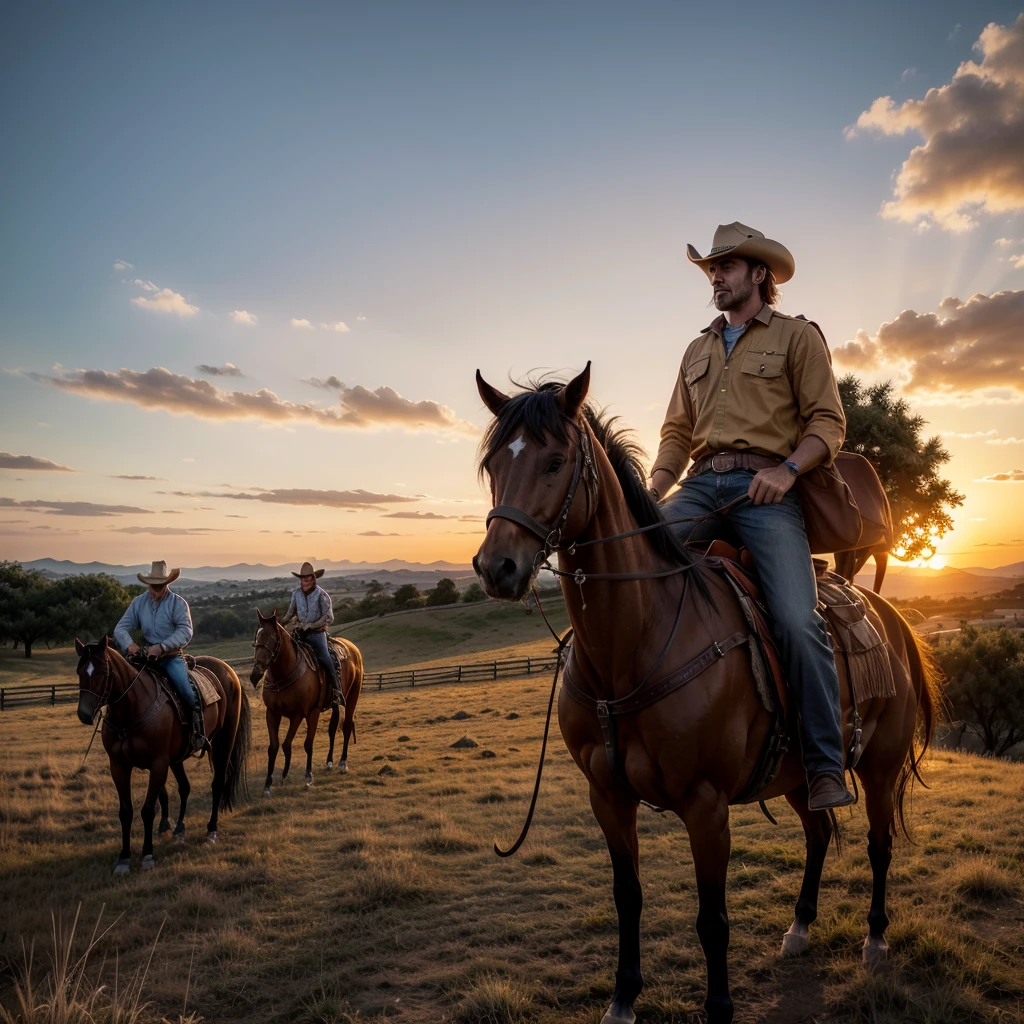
left=662, top=469, right=845, bottom=777
left=304, top=631, right=340, bottom=689
left=159, top=654, right=196, bottom=713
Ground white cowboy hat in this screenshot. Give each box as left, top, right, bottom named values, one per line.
left=137, top=560, right=180, bottom=585
left=686, top=221, right=795, bottom=284
left=292, top=561, right=325, bottom=579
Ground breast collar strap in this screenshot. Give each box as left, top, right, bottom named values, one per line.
left=485, top=424, right=598, bottom=558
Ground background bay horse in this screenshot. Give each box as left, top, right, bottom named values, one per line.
left=75, top=636, right=251, bottom=873
left=473, top=365, right=941, bottom=1024
left=250, top=610, right=363, bottom=795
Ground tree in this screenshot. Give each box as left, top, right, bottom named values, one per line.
left=196, top=608, right=248, bottom=641
left=935, top=626, right=1024, bottom=756
left=392, top=584, right=423, bottom=610
left=838, top=376, right=964, bottom=562
left=0, top=563, right=140, bottom=658
left=462, top=583, right=487, bottom=603
left=426, top=578, right=460, bottom=607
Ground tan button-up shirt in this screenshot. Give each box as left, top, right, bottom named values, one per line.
left=652, top=304, right=846, bottom=482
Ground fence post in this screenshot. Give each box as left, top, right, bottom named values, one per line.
left=1, top=688, right=4, bottom=712
left=457, top=665, right=462, bottom=682
left=378, top=673, right=383, bottom=690
left=411, top=670, right=415, bottom=687
left=493, top=660, right=497, bottom=679
left=51, top=685, right=56, bottom=706
left=527, top=656, right=531, bottom=675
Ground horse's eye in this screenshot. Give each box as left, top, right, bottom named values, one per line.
left=545, top=457, right=565, bottom=474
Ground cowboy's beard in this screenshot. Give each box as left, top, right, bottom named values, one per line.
left=712, top=275, right=756, bottom=311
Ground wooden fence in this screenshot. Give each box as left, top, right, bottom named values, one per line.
left=0, top=654, right=562, bottom=711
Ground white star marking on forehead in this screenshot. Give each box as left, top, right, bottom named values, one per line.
left=86, top=662, right=95, bottom=677
left=509, top=434, right=527, bottom=459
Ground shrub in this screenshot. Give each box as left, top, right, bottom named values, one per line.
left=462, top=583, right=487, bottom=603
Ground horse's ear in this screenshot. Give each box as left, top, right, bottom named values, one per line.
left=559, top=361, right=591, bottom=418
left=98, top=635, right=109, bottom=651
left=256, top=608, right=265, bottom=621
left=74, top=638, right=85, bottom=656
left=476, top=370, right=510, bottom=417
left=271, top=609, right=278, bottom=620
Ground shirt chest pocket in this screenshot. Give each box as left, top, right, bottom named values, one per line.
left=684, top=355, right=712, bottom=404
left=740, top=350, right=786, bottom=383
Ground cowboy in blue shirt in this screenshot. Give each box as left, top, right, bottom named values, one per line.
left=114, top=560, right=207, bottom=754
left=281, top=561, right=344, bottom=706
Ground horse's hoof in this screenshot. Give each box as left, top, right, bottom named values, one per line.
left=206, top=831, right=218, bottom=844
left=174, top=826, right=186, bottom=843
left=863, top=935, right=888, bottom=967
left=781, top=923, right=810, bottom=957
left=326, top=760, right=334, bottom=770
left=339, top=761, right=348, bottom=774
left=305, top=773, right=313, bottom=788
left=158, top=820, right=172, bottom=835
left=601, top=1007, right=636, bottom=1024
left=141, top=854, right=155, bottom=871
left=113, top=859, right=131, bottom=875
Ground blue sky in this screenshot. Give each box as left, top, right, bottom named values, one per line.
left=2, top=1, right=1022, bottom=567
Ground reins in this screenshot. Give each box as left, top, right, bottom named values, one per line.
left=489, top=415, right=754, bottom=855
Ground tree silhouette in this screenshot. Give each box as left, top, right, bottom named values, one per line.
left=838, top=376, right=963, bottom=562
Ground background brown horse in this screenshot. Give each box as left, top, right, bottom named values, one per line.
left=75, top=636, right=251, bottom=874
left=250, top=610, right=362, bottom=796
left=473, top=366, right=941, bottom=1024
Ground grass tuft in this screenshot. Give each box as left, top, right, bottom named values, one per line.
left=454, top=974, right=534, bottom=1024
left=947, top=858, right=1020, bottom=902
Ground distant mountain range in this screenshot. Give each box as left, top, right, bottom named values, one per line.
left=23, top=557, right=475, bottom=585
left=19, top=557, right=1024, bottom=601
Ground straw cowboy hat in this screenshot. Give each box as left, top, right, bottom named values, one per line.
left=137, top=560, right=181, bottom=586
left=686, top=221, right=795, bottom=284
left=292, top=561, right=325, bottom=579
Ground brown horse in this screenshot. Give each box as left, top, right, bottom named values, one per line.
left=472, top=366, right=941, bottom=1024
left=75, top=636, right=251, bottom=874
left=250, top=610, right=362, bottom=795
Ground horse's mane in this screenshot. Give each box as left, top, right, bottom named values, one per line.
left=477, top=376, right=696, bottom=569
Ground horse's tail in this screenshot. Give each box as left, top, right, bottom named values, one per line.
left=221, top=671, right=251, bottom=812
left=891, top=612, right=945, bottom=838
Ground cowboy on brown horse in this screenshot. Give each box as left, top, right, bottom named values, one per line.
left=649, top=222, right=852, bottom=811
left=280, top=561, right=344, bottom=707
left=113, top=559, right=207, bottom=755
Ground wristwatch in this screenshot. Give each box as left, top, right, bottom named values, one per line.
left=783, top=459, right=800, bottom=476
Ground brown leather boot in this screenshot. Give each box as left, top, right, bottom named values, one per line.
left=808, top=771, right=855, bottom=811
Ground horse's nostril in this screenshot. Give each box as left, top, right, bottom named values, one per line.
left=471, top=555, right=481, bottom=575
left=501, top=557, right=517, bottom=579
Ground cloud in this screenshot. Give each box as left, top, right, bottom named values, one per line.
left=230, top=310, right=258, bottom=325
left=847, top=15, right=1024, bottom=230
left=130, top=281, right=199, bottom=317
left=161, top=510, right=183, bottom=514
left=995, top=237, right=1015, bottom=246
left=0, top=452, right=75, bottom=472
left=901, top=67, right=917, bottom=81
left=225, top=513, right=247, bottom=518
left=113, top=259, right=133, bottom=271
left=0, top=497, right=152, bottom=516
left=941, top=429, right=998, bottom=439
left=197, top=363, right=243, bottom=377
left=221, top=488, right=416, bottom=509
left=1010, top=254, right=1024, bottom=269
left=27, top=366, right=477, bottom=433
left=358, top=531, right=403, bottom=537
left=834, top=289, right=1024, bottom=400
left=949, top=24, right=961, bottom=41
left=975, top=469, right=1024, bottom=482
left=303, top=375, right=346, bottom=391
left=356, top=315, right=367, bottom=321
left=322, top=321, right=350, bottom=333
left=109, top=474, right=166, bottom=480
left=291, top=318, right=313, bottom=329
left=114, top=526, right=228, bottom=536
left=382, top=510, right=458, bottom=520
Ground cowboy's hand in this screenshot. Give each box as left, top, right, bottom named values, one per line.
left=127, top=642, right=141, bottom=655
left=147, top=644, right=164, bottom=658
left=748, top=465, right=797, bottom=505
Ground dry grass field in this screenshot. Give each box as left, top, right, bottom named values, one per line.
left=2, top=673, right=1023, bottom=1023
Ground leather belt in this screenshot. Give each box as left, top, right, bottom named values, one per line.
left=687, top=450, right=782, bottom=478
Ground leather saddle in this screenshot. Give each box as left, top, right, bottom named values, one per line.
left=293, top=633, right=348, bottom=710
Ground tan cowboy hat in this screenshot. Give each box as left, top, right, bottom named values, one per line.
left=686, top=221, right=795, bottom=284
left=137, top=560, right=180, bottom=585
left=292, top=561, right=325, bottom=579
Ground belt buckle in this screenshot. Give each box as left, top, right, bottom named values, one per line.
left=711, top=453, right=735, bottom=473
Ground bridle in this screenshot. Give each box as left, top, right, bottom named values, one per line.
left=252, top=625, right=281, bottom=664
left=78, top=649, right=146, bottom=708
left=252, top=623, right=307, bottom=690
left=485, top=421, right=599, bottom=567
